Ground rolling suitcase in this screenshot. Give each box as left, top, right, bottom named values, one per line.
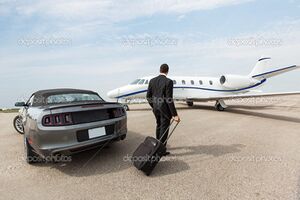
left=132, top=120, right=179, bottom=176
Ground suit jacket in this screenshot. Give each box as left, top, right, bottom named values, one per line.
left=146, top=74, right=178, bottom=119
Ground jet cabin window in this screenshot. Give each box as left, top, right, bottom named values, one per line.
left=138, top=79, right=145, bottom=84
left=199, top=80, right=203, bottom=85
left=130, top=79, right=141, bottom=85
left=182, top=80, right=186, bottom=85
left=209, top=80, right=213, bottom=85
left=191, top=80, right=194, bottom=85
left=173, top=80, right=177, bottom=85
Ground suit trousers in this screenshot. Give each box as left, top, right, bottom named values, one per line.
left=153, top=108, right=171, bottom=146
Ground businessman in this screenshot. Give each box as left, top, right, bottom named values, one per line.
left=146, top=64, right=180, bottom=156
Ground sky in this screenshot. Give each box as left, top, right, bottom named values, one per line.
left=0, top=0, right=300, bottom=108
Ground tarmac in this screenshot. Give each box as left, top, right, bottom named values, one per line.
left=1, top=95, right=300, bottom=200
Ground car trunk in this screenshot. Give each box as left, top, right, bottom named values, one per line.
left=45, top=102, right=125, bottom=125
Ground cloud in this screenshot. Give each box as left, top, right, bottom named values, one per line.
left=1, top=0, right=300, bottom=108
left=2, top=18, right=299, bottom=80
left=177, top=14, right=186, bottom=21
left=4, top=0, right=253, bottom=22
left=1, top=0, right=255, bottom=43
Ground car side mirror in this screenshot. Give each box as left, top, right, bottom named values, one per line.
left=15, top=102, right=27, bottom=107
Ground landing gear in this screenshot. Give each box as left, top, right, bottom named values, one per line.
left=187, top=100, right=194, bottom=107
left=215, top=100, right=227, bottom=111
left=123, top=104, right=130, bottom=111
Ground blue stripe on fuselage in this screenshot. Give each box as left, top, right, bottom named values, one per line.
left=115, top=79, right=266, bottom=99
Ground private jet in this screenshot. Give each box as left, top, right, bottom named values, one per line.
left=107, top=58, right=300, bottom=111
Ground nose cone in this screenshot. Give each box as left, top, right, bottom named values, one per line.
left=107, top=89, right=119, bottom=99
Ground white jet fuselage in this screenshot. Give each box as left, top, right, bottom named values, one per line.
left=107, top=75, right=266, bottom=100
left=107, top=58, right=300, bottom=111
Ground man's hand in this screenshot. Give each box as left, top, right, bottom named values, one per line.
left=173, top=115, right=180, bottom=122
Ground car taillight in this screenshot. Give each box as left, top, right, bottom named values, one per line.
left=64, top=113, right=73, bottom=124
left=42, top=113, right=73, bottom=126
left=43, top=115, right=53, bottom=126
left=53, top=114, right=62, bottom=125
left=111, top=108, right=125, bottom=118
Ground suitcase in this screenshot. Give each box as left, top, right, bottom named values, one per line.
left=132, top=120, right=179, bottom=176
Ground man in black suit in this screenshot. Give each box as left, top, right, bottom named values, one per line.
left=146, top=64, right=180, bottom=155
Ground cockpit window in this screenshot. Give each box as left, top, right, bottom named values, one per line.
left=145, top=80, right=149, bottom=84
left=138, top=79, right=145, bottom=84
left=130, top=79, right=141, bottom=85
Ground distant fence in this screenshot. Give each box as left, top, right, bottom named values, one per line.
left=0, top=108, right=19, bottom=113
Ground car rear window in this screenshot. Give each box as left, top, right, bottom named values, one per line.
left=46, top=93, right=103, bottom=104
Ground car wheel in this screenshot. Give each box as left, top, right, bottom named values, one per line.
left=13, top=116, right=24, bottom=134
left=24, top=137, right=40, bottom=164
left=120, top=134, right=126, bottom=140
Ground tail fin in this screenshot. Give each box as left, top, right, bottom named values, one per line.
left=250, top=57, right=299, bottom=80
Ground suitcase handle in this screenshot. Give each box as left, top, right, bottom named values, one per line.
left=158, top=119, right=180, bottom=145
left=164, top=120, right=179, bottom=145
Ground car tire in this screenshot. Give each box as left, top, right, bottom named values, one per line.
left=24, top=137, right=40, bottom=164
left=13, top=116, right=24, bottom=134
left=120, top=134, right=126, bottom=140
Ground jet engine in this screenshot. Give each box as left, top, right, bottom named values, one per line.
left=220, top=75, right=259, bottom=89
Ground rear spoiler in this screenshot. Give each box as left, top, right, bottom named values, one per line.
left=42, top=101, right=121, bottom=111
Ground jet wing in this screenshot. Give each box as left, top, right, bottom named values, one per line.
left=187, top=91, right=300, bottom=102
